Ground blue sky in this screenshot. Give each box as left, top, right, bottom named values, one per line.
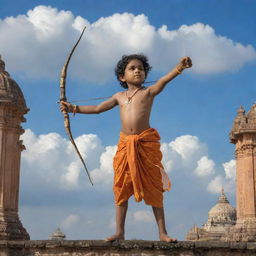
left=0, top=0, right=255, bottom=240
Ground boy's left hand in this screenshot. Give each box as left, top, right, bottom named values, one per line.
left=179, top=57, right=192, bottom=70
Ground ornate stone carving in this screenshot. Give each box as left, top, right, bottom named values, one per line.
left=235, top=143, right=256, bottom=158
left=222, top=218, right=256, bottom=242
left=0, top=56, right=30, bottom=240
left=186, top=188, right=236, bottom=241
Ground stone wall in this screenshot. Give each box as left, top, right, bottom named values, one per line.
left=0, top=240, right=256, bottom=256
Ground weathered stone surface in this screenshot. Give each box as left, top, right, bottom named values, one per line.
left=0, top=240, right=255, bottom=256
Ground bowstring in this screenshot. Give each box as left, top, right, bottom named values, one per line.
left=66, top=80, right=157, bottom=103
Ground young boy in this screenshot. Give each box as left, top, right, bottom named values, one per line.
left=60, top=54, right=192, bottom=242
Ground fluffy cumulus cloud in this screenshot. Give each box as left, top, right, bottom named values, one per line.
left=0, top=6, right=255, bottom=82
left=194, top=156, right=215, bottom=177
left=21, top=129, right=108, bottom=190
left=21, top=129, right=235, bottom=198
left=160, top=135, right=237, bottom=195
left=21, top=130, right=216, bottom=189
left=207, top=159, right=236, bottom=194
left=223, top=159, right=236, bottom=180
left=169, top=135, right=207, bottom=161
left=161, top=135, right=210, bottom=173
left=90, top=145, right=117, bottom=186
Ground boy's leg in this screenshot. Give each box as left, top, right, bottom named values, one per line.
left=105, top=200, right=128, bottom=241
left=152, top=206, right=177, bottom=242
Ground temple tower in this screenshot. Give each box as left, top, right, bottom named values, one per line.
left=0, top=56, right=29, bottom=240
left=226, top=104, right=256, bottom=241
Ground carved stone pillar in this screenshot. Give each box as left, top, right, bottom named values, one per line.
left=223, top=104, right=256, bottom=241
left=0, top=56, right=29, bottom=240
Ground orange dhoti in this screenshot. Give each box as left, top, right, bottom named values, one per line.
left=113, top=128, right=171, bottom=208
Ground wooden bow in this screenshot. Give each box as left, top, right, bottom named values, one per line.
left=59, top=26, right=93, bottom=186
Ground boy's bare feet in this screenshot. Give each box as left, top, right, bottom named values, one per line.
left=160, top=233, right=177, bottom=243
left=105, top=233, right=124, bottom=242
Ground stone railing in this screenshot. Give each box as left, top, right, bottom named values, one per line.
left=0, top=240, right=256, bottom=256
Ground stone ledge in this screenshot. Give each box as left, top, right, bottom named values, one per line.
left=0, top=240, right=255, bottom=256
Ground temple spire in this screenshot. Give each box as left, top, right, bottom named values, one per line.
left=218, top=186, right=229, bottom=203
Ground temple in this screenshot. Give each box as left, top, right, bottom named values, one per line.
left=186, top=188, right=236, bottom=241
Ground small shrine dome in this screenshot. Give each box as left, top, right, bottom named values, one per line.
left=0, top=55, right=28, bottom=113
left=186, top=188, right=236, bottom=241
left=50, top=228, right=66, bottom=240
left=207, top=188, right=236, bottom=225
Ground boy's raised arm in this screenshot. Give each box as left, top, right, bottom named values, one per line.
left=60, top=94, right=118, bottom=115
left=149, top=57, right=192, bottom=96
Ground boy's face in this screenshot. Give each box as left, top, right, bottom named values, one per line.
left=120, top=59, right=146, bottom=86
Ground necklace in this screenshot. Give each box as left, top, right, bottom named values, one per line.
left=125, top=87, right=143, bottom=104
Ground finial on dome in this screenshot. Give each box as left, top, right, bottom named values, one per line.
left=218, top=186, right=229, bottom=203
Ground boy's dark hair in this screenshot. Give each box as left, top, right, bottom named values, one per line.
left=115, top=54, right=152, bottom=89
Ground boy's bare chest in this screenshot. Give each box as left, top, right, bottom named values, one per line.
left=120, top=90, right=150, bottom=106
left=118, top=91, right=153, bottom=114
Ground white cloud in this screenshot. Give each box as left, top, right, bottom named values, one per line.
left=169, top=135, right=207, bottom=161
left=161, top=135, right=218, bottom=179
left=132, top=210, right=154, bottom=223
left=21, top=129, right=72, bottom=185
left=61, top=214, right=80, bottom=229
left=194, top=156, right=215, bottom=177
left=223, top=159, right=236, bottom=180
left=22, top=130, right=209, bottom=192
left=177, top=23, right=256, bottom=73
left=207, top=175, right=224, bottom=194
left=0, top=6, right=255, bottom=82
left=161, top=142, right=175, bottom=172
left=61, top=162, right=81, bottom=189
left=21, top=129, right=107, bottom=190
left=207, top=159, right=236, bottom=194
left=90, top=145, right=117, bottom=186
left=21, top=130, right=209, bottom=194
left=21, top=129, right=236, bottom=198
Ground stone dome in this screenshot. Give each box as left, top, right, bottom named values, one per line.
left=207, top=188, right=236, bottom=225
left=0, top=55, right=28, bottom=114
left=186, top=188, right=236, bottom=241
